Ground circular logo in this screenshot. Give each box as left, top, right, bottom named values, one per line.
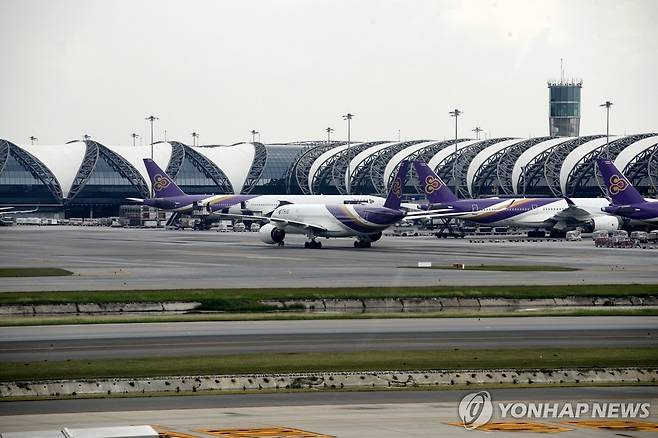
left=425, top=175, right=442, bottom=194
left=153, top=174, right=171, bottom=191
left=458, top=391, right=493, bottom=430
left=609, top=175, right=628, bottom=194
left=392, top=178, right=402, bottom=197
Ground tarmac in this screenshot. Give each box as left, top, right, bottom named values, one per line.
left=1, top=387, right=657, bottom=437
left=1, top=317, right=656, bottom=362
left=0, top=226, right=657, bottom=292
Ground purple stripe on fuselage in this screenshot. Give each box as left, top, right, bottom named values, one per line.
left=326, top=205, right=403, bottom=234
left=441, top=198, right=560, bottom=224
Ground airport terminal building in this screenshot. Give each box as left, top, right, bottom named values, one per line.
left=0, top=134, right=657, bottom=217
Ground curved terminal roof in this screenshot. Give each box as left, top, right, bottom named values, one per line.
left=559, top=136, right=617, bottom=194
left=512, top=137, right=574, bottom=194
left=104, top=144, right=172, bottom=193
left=347, top=141, right=397, bottom=189
left=192, top=143, right=255, bottom=193
left=383, top=140, right=438, bottom=186
left=614, top=135, right=658, bottom=172
left=427, top=140, right=480, bottom=170
left=18, top=142, right=87, bottom=197
left=307, top=143, right=350, bottom=192
left=466, top=139, right=524, bottom=196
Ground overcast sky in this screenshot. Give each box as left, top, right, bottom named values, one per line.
left=1, top=0, right=656, bottom=146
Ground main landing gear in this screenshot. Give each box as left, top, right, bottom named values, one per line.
left=354, top=240, right=371, bottom=248
left=304, top=240, right=322, bottom=249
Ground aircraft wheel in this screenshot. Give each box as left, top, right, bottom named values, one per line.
left=304, top=242, right=310, bottom=248
left=278, top=241, right=285, bottom=247
left=316, top=241, right=322, bottom=249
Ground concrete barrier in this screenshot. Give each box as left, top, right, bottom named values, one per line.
left=1, top=368, right=654, bottom=398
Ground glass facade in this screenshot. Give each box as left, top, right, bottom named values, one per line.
left=550, top=102, right=580, bottom=117
left=0, top=153, right=58, bottom=204
left=68, top=153, right=142, bottom=216
left=548, top=84, right=582, bottom=137
left=253, top=145, right=305, bottom=194
left=174, top=156, right=223, bottom=195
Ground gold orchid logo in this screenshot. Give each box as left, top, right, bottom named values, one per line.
left=425, top=175, right=442, bottom=194
left=153, top=174, right=171, bottom=191
left=392, top=178, right=402, bottom=197
left=609, top=175, right=628, bottom=195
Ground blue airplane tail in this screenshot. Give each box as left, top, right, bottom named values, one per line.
left=596, top=158, right=645, bottom=205
left=384, top=160, right=410, bottom=210
left=413, top=160, right=459, bottom=203
left=143, top=159, right=186, bottom=198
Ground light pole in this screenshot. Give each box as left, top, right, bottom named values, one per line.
left=342, top=113, right=355, bottom=194
left=472, top=126, right=483, bottom=140
left=600, top=101, right=613, bottom=159
left=251, top=130, right=259, bottom=143
left=145, top=115, right=158, bottom=160
left=131, top=133, right=139, bottom=147
left=191, top=132, right=199, bottom=146
left=29, top=136, right=37, bottom=145
left=449, top=108, right=462, bottom=194
left=521, top=165, right=527, bottom=197
left=326, top=127, right=334, bottom=144
left=83, top=134, right=91, bottom=141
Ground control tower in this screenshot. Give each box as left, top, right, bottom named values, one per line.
left=548, top=66, right=582, bottom=137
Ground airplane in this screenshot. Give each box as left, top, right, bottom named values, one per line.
left=408, top=160, right=619, bottom=237
left=596, top=158, right=658, bottom=225
left=218, top=160, right=411, bottom=248
left=130, top=159, right=385, bottom=228
left=0, top=206, right=39, bottom=226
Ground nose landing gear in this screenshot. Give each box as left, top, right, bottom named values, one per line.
left=354, top=240, right=371, bottom=248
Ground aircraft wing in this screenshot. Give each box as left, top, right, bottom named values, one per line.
left=0, top=207, right=38, bottom=215
left=550, top=198, right=599, bottom=222
left=404, top=209, right=465, bottom=219
left=269, top=217, right=328, bottom=232
left=213, top=212, right=328, bottom=232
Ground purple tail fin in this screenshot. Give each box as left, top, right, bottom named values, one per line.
left=143, top=159, right=186, bottom=198
left=596, top=158, right=645, bottom=205
left=384, top=160, right=410, bottom=210
left=413, top=160, right=458, bottom=203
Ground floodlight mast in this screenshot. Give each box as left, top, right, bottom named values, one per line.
left=449, top=108, right=462, bottom=195
left=600, top=101, right=613, bottom=159
left=325, top=127, right=334, bottom=144
left=342, top=113, right=354, bottom=194
left=131, top=133, right=139, bottom=147
left=191, top=132, right=200, bottom=146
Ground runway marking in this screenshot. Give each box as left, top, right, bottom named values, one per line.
left=561, top=420, right=658, bottom=431
left=447, top=421, right=572, bottom=433
left=152, top=425, right=201, bottom=438
left=197, top=427, right=334, bottom=437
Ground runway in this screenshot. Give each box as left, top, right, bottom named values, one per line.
left=0, top=227, right=657, bottom=291
left=1, top=387, right=657, bottom=437
left=1, top=317, right=656, bottom=362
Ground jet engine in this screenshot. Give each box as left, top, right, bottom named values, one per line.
left=588, top=216, right=622, bottom=232
left=259, top=223, right=285, bottom=244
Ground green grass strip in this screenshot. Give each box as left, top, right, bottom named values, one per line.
left=0, top=268, right=73, bottom=278
left=2, top=348, right=656, bottom=382
left=403, top=265, right=579, bottom=272
left=0, top=284, right=657, bottom=306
